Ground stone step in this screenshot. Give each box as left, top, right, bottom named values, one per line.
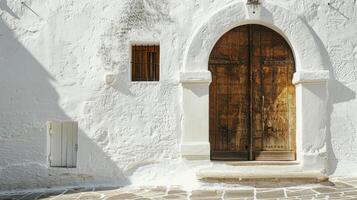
left=197, top=169, right=329, bottom=186
left=213, top=161, right=300, bottom=166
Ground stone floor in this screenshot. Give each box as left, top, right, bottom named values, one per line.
left=1, top=177, right=357, bottom=200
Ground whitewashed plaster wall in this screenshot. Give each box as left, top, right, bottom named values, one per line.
left=0, top=0, right=356, bottom=190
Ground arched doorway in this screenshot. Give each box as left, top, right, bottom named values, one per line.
left=209, top=24, right=296, bottom=161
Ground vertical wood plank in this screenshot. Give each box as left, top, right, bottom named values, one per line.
left=63, top=122, right=72, bottom=167
left=72, top=122, right=78, bottom=167
left=49, top=121, right=62, bottom=167
left=63, top=122, right=76, bottom=167
left=61, top=122, right=67, bottom=167
left=251, top=25, right=264, bottom=155
left=248, top=25, right=254, bottom=160
left=136, top=45, right=141, bottom=81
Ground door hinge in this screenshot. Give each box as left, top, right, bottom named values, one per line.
left=75, top=144, right=78, bottom=151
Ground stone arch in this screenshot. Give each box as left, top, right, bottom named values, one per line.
left=183, top=1, right=326, bottom=73
left=180, top=1, right=330, bottom=173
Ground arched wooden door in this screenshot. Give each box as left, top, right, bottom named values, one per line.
left=209, top=24, right=296, bottom=161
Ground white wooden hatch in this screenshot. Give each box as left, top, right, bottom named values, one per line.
left=47, top=121, right=78, bottom=168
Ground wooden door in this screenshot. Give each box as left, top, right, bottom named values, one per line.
left=209, top=24, right=296, bottom=161
left=209, top=25, right=250, bottom=160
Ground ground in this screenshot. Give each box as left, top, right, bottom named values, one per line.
left=1, top=177, right=357, bottom=200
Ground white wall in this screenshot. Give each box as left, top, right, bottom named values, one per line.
left=0, top=0, right=356, bottom=190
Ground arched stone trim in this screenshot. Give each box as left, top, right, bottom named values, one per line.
left=180, top=1, right=330, bottom=173
left=182, top=1, right=326, bottom=72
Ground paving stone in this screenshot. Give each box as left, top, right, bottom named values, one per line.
left=138, top=191, right=167, bottom=198
left=336, top=187, right=357, bottom=192
left=98, top=189, right=125, bottom=197
left=346, top=196, right=357, bottom=199
left=256, top=189, right=285, bottom=199
left=155, top=194, right=187, bottom=200
left=316, top=192, right=343, bottom=198
left=190, top=190, right=222, bottom=199
left=167, top=189, right=186, bottom=195
left=345, top=191, right=357, bottom=196
left=347, top=181, right=357, bottom=187
left=105, top=192, right=141, bottom=200
left=327, top=197, right=344, bottom=199
left=77, top=192, right=102, bottom=200
left=313, top=187, right=338, bottom=193
left=20, top=192, right=45, bottom=200
left=133, top=186, right=167, bottom=198
left=190, top=197, right=222, bottom=200
left=140, top=186, right=167, bottom=192
left=0, top=194, right=28, bottom=200
left=4, top=177, right=357, bottom=200
left=286, top=189, right=316, bottom=197
left=294, top=194, right=315, bottom=199
left=37, top=191, right=66, bottom=199
left=50, top=189, right=90, bottom=200
left=51, top=195, right=78, bottom=200
left=337, top=178, right=357, bottom=182
left=223, top=189, right=254, bottom=199
left=333, top=182, right=356, bottom=188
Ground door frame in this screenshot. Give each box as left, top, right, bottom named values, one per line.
left=180, top=1, right=330, bottom=173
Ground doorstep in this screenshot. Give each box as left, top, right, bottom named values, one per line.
left=197, top=165, right=328, bottom=185
left=213, top=160, right=300, bottom=166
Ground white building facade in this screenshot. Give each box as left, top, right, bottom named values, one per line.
left=1, top=0, right=357, bottom=190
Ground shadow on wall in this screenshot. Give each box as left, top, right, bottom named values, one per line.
left=301, top=18, right=356, bottom=175
left=0, top=16, right=129, bottom=190
left=0, top=0, right=19, bottom=19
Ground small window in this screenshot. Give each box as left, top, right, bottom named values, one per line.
left=47, top=121, right=78, bottom=168
left=131, top=45, right=160, bottom=81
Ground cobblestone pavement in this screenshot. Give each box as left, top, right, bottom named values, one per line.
left=1, top=178, right=357, bottom=200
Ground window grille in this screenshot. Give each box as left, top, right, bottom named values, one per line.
left=247, top=0, right=259, bottom=5
left=132, top=45, right=160, bottom=81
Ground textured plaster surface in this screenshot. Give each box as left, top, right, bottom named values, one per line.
left=0, top=0, right=357, bottom=191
